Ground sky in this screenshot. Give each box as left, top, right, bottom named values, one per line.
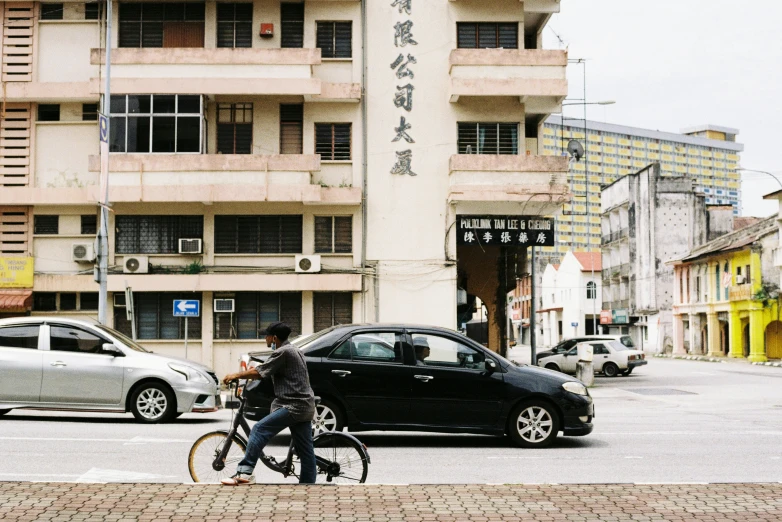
left=544, top=0, right=782, bottom=217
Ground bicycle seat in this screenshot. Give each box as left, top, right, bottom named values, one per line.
left=314, top=396, right=321, bottom=405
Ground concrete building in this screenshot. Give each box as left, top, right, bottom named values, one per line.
left=670, top=216, right=780, bottom=362
left=536, top=117, right=744, bottom=266
left=536, top=251, right=601, bottom=347
left=599, top=163, right=734, bottom=353
left=0, top=0, right=569, bottom=375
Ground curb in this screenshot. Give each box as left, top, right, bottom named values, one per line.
left=654, top=354, right=726, bottom=363
left=751, top=361, right=782, bottom=367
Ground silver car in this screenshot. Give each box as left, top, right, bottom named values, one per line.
left=0, top=317, right=220, bottom=423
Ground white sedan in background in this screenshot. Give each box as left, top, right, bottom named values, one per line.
left=537, top=340, right=647, bottom=377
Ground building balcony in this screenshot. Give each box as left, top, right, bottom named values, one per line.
left=448, top=49, right=567, bottom=113
left=0, top=154, right=361, bottom=206
left=448, top=154, right=569, bottom=215
left=89, top=48, right=359, bottom=101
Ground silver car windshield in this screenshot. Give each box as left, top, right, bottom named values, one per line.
left=93, top=325, right=151, bottom=353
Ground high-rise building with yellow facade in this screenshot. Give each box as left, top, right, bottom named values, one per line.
left=536, top=117, right=743, bottom=265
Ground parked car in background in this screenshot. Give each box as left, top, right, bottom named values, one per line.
left=535, top=334, right=636, bottom=364
left=537, top=339, right=646, bottom=377
left=242, top=324, right=594, bottom=448
left=0, top=317, right=220, bottom=423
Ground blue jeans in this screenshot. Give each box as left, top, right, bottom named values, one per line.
left=237, top=407, right=316, bottom=484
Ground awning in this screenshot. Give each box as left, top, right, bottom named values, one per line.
left=0, top=290, right=32, bottom=312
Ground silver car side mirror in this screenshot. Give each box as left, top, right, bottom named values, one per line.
left=102, top=343, right=124, bottom=357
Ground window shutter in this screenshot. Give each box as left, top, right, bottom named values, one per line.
left=234, top=124, right=252, bottom=154
left=314, top=216, right=333, bottom=253
left=333, top=293, right=353, bottom=325
left=334, top=216, right=352, bottom=253
left=33, top=215, right=59, bottom=235
left=280, top=293, right=302, bottom=337
left=313, top=293, right=333, bottom=332
left=316, top=22, right=334, bottom=58
left=279, top=215, right=303, bottom=253
left=315, top=123, right=334, bottom=160
left=280, top=104, right=303, bottom=154
left=234, top=4, right=253, bottom=47
left=457, top=123, right=478, bottom=154
left=216, top=4, right=235, bottom=47
left=334, top=22, right=352, bottom=58
left=237, top=216, right=259, bottom=253
left=214, top=216, right=238, bottom=253
left=236, top=293, right=258, bottom=339
left=477, top=23, right=498, bottom=48
left=281, top=3, right=304, bottom=48
left=258, top=216, right=278, bottom=253
left=41, top=4, right=63, bottom=20
left=216, top=123, right=235, bottom=154
left=498, top=23, right=518, bottom=49
left=456, top=23, right=477, bottom=49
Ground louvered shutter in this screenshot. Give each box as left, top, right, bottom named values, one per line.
left=234, top=124, right=252, bottom=153
left=316, top=22, right=334, bottom=58
left=280, top=104, right=303, bottom=154
left=333, top=293, right=353, bottom=325
left=333, top=124, right=351, bottom=160
left=477, top=23, right=497, bottom=48
left=237, top=216, right=259, bottom=253
left=334, top=216, right=352, bottom=253
left=456, top=23, right=477, bottom=49
left=498, top=23, right=518, bottom=49
left=315, top=124, right=334, bottom=160
left=216, top=4, right=235, bottom=48
left=279, top=216, right=303, bottom=253
left=281, top=3, right=304, bottom=48
left=214, top=216, right=237, bottom=253
left=313, top=293, right=333, bottom=332
left=280, top=293, right=302, bottom=337
left=234, top=4, right=253, bottom=47
left=334, top=22, right=352, bottom=58
left=314, top=216, right=333, bottom=253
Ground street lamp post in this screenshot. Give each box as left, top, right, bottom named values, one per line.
left=738, top=168, right=782, bottom=190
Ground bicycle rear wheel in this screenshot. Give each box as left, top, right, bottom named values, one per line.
left=188, top=431, right=247, bottom=483
left=295, top=433, right=368, bottom=483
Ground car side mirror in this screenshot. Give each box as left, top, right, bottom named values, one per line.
left=103, top=343, right=124, bottom=357
left=485, top=359, right=497, bottom=373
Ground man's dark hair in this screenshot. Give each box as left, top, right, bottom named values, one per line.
left=264, top=322, right=292, bottom=342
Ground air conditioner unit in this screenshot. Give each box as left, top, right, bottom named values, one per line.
left=295, top=254, right=321, bottom=273
left=123, top=256, right=149, bottom=274
left=72, top=242, right=96, bottom=262
left=179, top=238, right=202, bottom=255
left=736, top=275, right=745, bottom=284
left=214, top=298, right=235, bottom=313
left=113, top=294, right=126, bottom=307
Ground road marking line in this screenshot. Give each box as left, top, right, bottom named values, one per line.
left=595, top=431, right=782, bottom=436
left=0, top=436, right=191, bottom=443
left=0, top=473, right=80, bottom=478
left=625, top=456, right=643, bottom=459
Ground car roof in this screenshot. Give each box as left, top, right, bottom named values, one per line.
left=0, top=316, right=101, bottom=328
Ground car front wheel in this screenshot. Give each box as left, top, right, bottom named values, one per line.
left=544, top=363, right=560, bottom=372
left=312, top=399, right=344, bottom=436
left=508, top=401, right=560, bottom=448
left=603, top=362, right=619, bottom=377
left=130, top=383, right=176, bottom=423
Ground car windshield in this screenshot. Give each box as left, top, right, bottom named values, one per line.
left=291, top=327, right=340, bottom=350
left=94, top=325, right=151, bottom=352
left=608, top=340, right=632, bottom=351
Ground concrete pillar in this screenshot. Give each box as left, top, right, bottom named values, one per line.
left=302, top=291, right=314, bottom=334
left=672, top=313, right=686, bottom=355
left=729, top=311, right=743, bottom=358
left=707, top=312, right=721, bottom=356
left=687, top=313, right=699, bottom=354
left=748, top=308, right=768, bottom=363
left=201, top=291, right=214, bottom=368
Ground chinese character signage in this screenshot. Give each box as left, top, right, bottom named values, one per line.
left=0, top=257, right=34, bottom=288
left=389, top=0, right=418, bottom=177
left=457, top=216, right=555, bottom=247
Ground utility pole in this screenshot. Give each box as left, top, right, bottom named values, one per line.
left=97, top=0, right=112, bottom=325
left=530, top=247, right=537, bottom=365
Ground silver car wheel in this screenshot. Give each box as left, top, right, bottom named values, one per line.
left=311, top=404, right=339, bottom=436
left=136, top=388, right=168, bottom=421
left=516, top=406, right=554, bottom=444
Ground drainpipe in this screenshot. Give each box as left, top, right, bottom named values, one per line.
left=360, top=0, right=371, bottom=322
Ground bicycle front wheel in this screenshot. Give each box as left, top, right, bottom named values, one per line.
left=188, top=431, right=247, bottom=483
left=303, top=433, right=369, bottom=484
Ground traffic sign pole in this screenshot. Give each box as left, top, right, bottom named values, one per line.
left=185, top=317, right=188, bottom=360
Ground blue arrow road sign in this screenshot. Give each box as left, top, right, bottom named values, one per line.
left=173, top=300, right=200, bottom=317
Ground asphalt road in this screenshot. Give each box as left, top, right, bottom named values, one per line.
left=1, top=358, right=781, bottom=484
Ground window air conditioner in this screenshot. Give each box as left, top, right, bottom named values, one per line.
left=123, top=256, right=149, bottom=274
left=179, top=238, right=203, bottom=255
left=295, top=254, right=321, bottom=273
left=214, top=298, right=235, bottom=313
left=72, top=242, right=96, bottom=262
left=735, top=275, right=745, bottom=284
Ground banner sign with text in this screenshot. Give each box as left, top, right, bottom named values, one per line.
left=0, top=257, right=34, bottom=288
left=457, top=216, right=555, bottom=247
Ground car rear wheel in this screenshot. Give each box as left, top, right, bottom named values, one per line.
left=130, top=383, right=176, bottom=423
left=508, top=401, right=560, bottom=448
left=312, top=399, right=344, bottom=436
left=0, top=409, right=11, bottom=416
left=544, top=363, right=560, bottom=372
left=603, top=362, right=619, bottom=377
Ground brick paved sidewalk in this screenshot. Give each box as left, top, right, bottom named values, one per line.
left=1, top=482, right=781, bottom=521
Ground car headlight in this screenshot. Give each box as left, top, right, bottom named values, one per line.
left=562, top=382, right=589, bottom=396
left=168, top=363, right=209, bottom=383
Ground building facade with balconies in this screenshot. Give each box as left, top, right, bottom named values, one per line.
left=0, top=0, right=568, bottom=373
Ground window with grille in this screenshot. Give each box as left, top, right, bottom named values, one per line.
left=315, top=123, right=351, bottom=161
left=281, top=3, right=304, bottom=48
left=37, top=104, right=60, bottom=122
left=60, top=293, right=77, bottom=311
left=314, top=216, right=352, bottom=253
left=81, top=215, right=98, bottom=235
left=41, top=4, right=63, bottom=20
left=85, top=2, right=103, bottom=20
left=82, top=103, right=98, bottom=121
left=216, top=3, right=252, bottom=48
left=457, top=23, right=518, bottom=49
left=214, top=215, right=302, bottom=254
left=115, top=215, right=203, bottom=254
left=586, top=281, right=596, bottom=300
left=115, top=292, right=202, bottom=340
left=34, top=215, right=59, bottom=235
left=457, top=122, right=519, bottom=155
left=119, top=3, right=205, bottom=48
left=316, top=21, right=352, bottom=58
left=214, top=292, right=302, bottom=339
left=313, top=293, right=353, bottom=332
left=279, top=104, right=303, bottom=154
left=80, top=293, right=99, bottom=310
left=33, top=293, right=57, bottom=311
left=217, top=103, right=253, bottom=154
left=109, top=95, right=203, bottom=153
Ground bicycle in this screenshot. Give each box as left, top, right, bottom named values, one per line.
left=188, top=382, right=370, bottom=483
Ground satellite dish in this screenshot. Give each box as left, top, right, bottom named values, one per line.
left=567, top=140, right=584, bottom=161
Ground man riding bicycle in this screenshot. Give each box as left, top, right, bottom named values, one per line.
left=221, top=322, right=316, bottom=485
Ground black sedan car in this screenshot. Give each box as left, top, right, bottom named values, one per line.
left=245, top=324, right=593, bottom=448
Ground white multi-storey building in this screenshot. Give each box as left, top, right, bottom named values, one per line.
left=0, top=0, right=569, bottom=374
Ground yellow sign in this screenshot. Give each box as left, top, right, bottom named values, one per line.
left=0, top=257, right=34, bottom=288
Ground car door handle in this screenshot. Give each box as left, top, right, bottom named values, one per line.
left=414, top=375, right=434, bottom=382
left=50, top=361, right=67, bottom=367
left=331, top=370, right=351, bottom=377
